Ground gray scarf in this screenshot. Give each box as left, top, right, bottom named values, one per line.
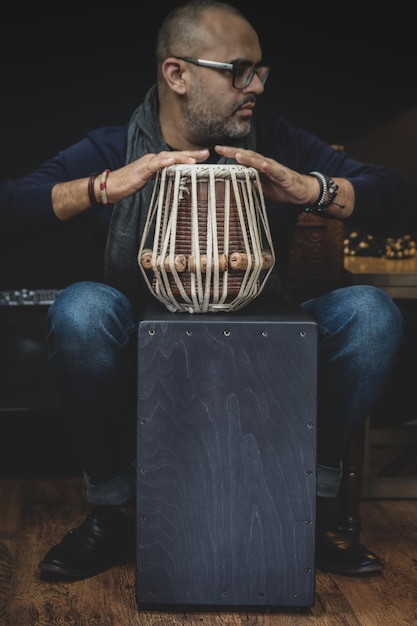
left=103, top=84, right=257, bottom=311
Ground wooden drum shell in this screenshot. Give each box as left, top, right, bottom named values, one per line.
left=138, top=164, right=275, bottom=313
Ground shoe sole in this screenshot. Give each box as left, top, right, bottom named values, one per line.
left=39, top=561, right=108, bottom=581
left=316, top=562, right=384, bottom=576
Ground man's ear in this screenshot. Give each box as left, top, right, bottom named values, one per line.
left=161, top=58, right=187, bottom=94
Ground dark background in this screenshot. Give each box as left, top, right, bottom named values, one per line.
left=2, top=3, right=417, bottom=183
left=1, top=3, right=416, bottom=473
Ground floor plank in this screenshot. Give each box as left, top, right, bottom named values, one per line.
left=1, top=476, right=417, bottom=625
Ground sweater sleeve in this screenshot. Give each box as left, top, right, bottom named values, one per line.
left=256, top=114, right=417, bottom=239
left=0, top=126, right=127, bottom=241
left=343, top=168, right=417, bottom=238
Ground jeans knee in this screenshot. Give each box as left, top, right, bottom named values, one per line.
left=303, top=285, right=405, bottom=367
left=338, top=286, right=404, bottom=370
left=46, top=281, right=136, bottom=350
left=353, top=285, right=404, bottom=341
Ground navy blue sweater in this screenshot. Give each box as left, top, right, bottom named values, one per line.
left=2, top=111, right=417, bottom=280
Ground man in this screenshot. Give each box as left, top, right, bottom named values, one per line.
left=1, top=0, right=416, bottom=581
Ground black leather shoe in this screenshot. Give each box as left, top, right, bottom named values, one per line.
left=316, top=530, right=383, bottom=576
left=39, top=506, right=135, bottom=581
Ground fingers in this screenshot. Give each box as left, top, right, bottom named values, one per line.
left=214, top=145, right=304, bottom=204
left=141, top=149, right=210, bottom=179
left=109, top=149, right=211, bottom=203
left=215, top=145, right=270, bottom=172
left=153, top=149, right=210, bottom=168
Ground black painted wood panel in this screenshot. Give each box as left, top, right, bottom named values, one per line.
left=136, top=307, right=317, bottom=609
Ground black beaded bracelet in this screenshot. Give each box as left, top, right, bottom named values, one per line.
left=304, top=171, right=344, bottom=216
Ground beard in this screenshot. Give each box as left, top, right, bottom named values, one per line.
left=181, top=81, right=254, bottom=145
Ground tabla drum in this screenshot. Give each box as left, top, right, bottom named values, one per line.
left=138, top=163, right=275, bottom=313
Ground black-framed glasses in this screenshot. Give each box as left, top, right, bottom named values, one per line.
left=174, top=57, right=270, bottom=89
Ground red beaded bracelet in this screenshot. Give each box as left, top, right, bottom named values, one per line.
left=100, top=169, right=111, bottom=206
left=88, top=172, right=99, bottom=206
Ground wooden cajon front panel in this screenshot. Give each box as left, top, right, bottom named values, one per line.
left=136, top=307, right=317, bottom=609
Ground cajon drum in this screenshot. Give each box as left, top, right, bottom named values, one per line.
left=136, top=301, right=317, bottom=610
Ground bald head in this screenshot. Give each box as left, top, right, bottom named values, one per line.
left=156, top=1, right=253, bottom=62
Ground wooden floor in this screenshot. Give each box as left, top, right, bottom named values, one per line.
left=1, top=475, right=417, bottom=626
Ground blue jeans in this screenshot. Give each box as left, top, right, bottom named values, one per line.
left=46, top=281, right=404, bottom=505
